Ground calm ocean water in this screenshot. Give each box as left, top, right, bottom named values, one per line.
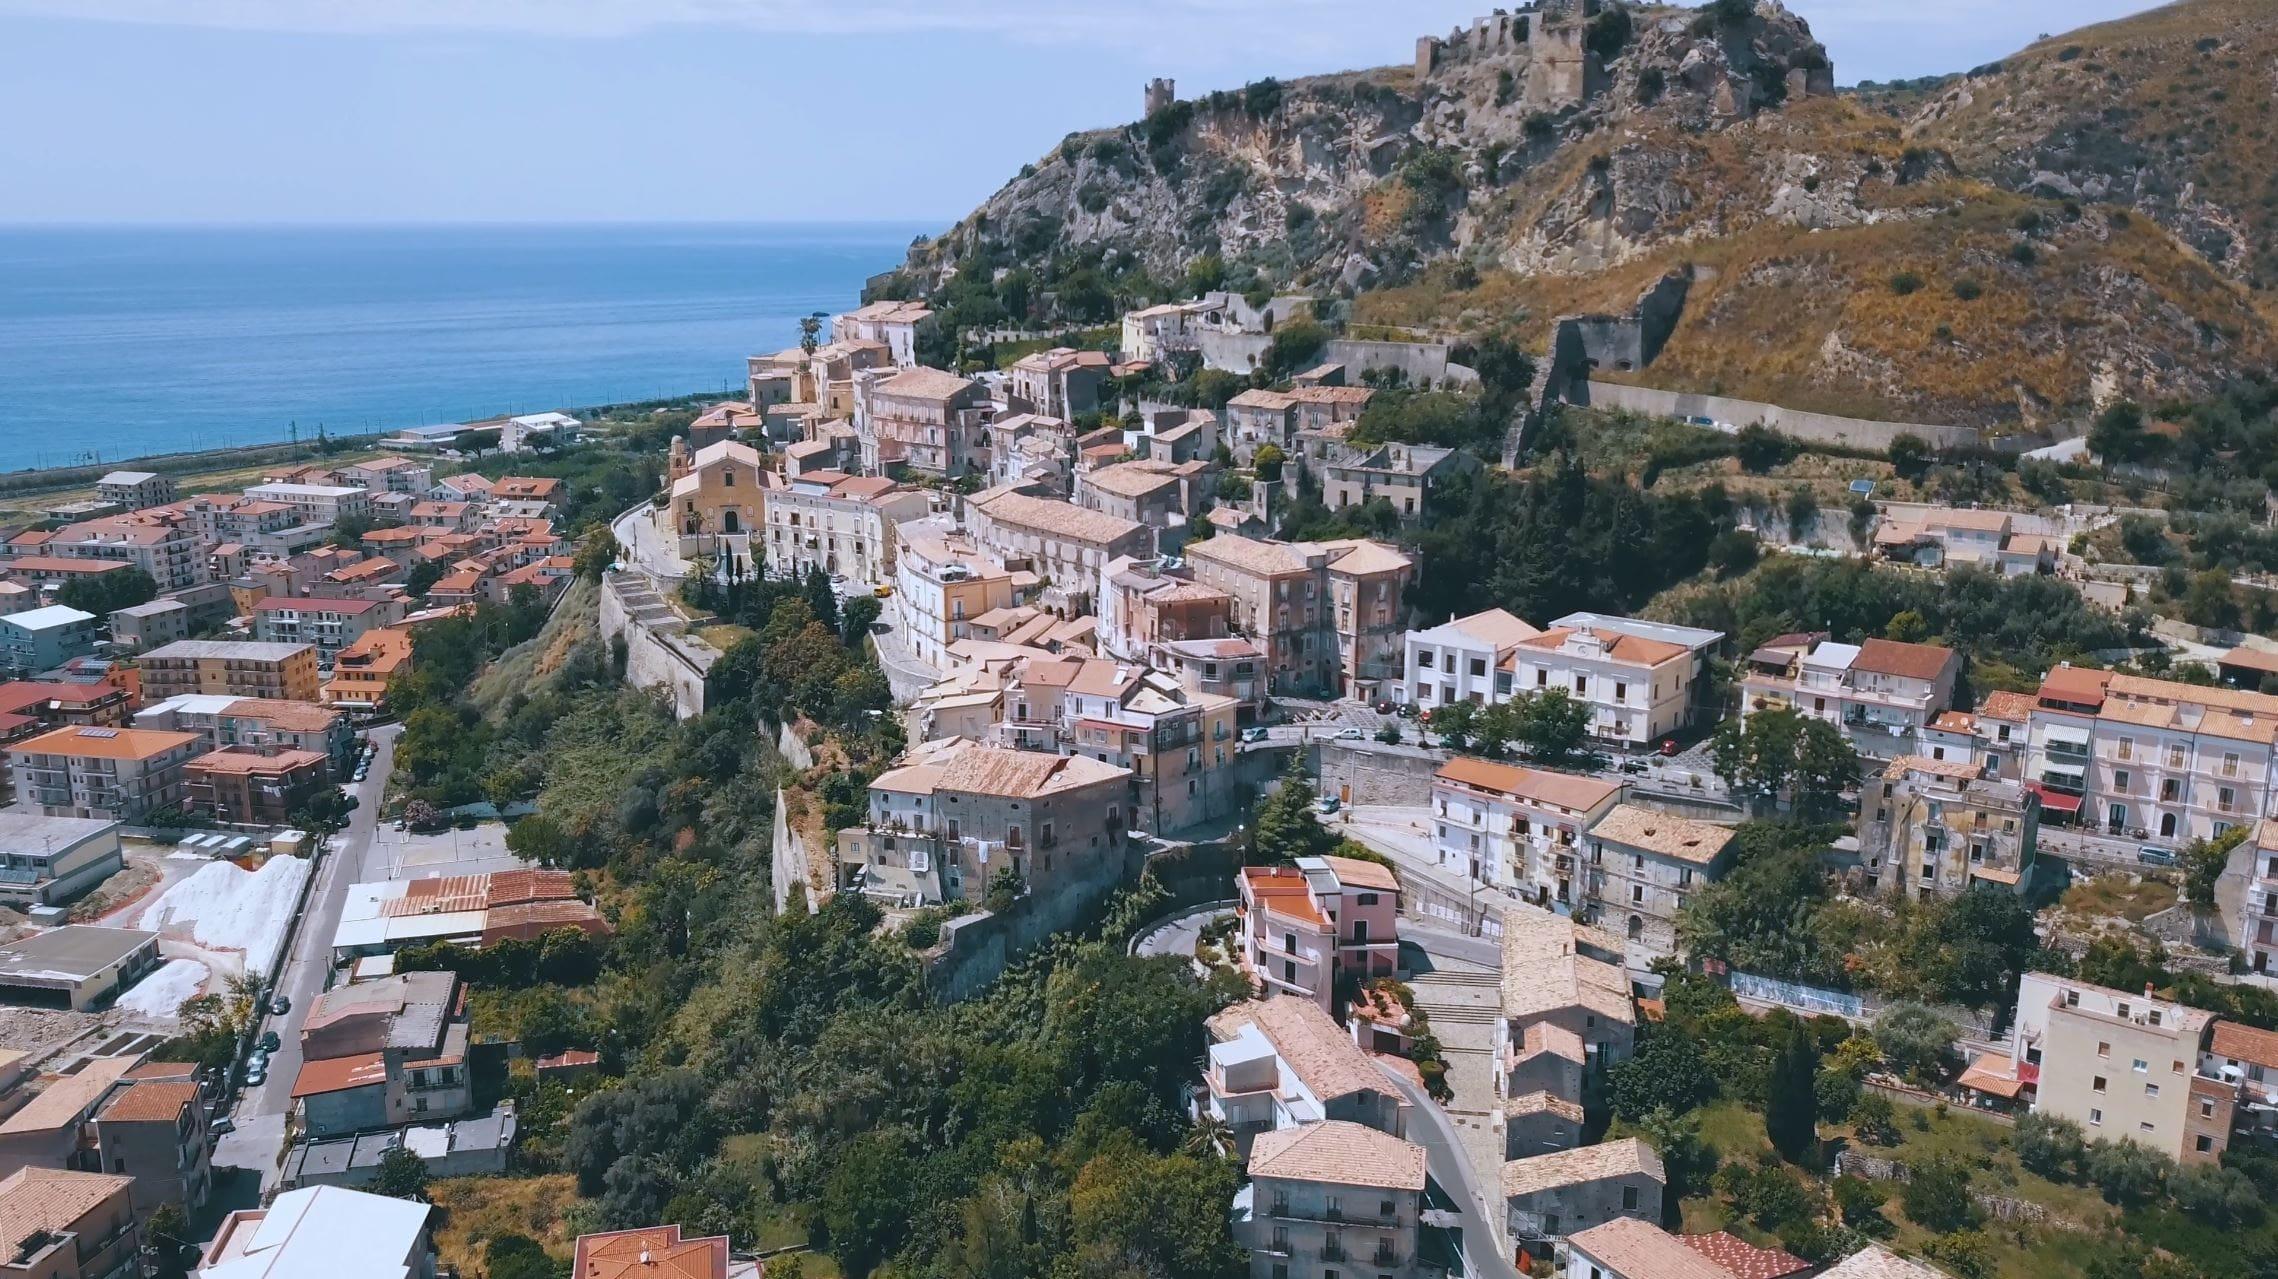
left=0, top=223, right=926, bottom=473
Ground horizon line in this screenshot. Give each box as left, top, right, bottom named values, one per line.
left=0, top=216, right=954, bottom=231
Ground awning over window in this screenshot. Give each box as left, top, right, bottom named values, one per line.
left=2026, top=783, right=2083, bottom=814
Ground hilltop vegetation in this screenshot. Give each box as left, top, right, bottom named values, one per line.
left=887, top=0, right=2278, bottom=429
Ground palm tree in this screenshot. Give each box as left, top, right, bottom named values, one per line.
left=1182, top=1114, right=1234, bottom=1158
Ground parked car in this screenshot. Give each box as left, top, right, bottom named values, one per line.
left=258, top=1031, right=281, bottom=1053
left=269, top=995, right=290, bottom=1016
left=208, top=1116, right=235, bottom=1137
left=1315, top=795, right=1341, bottom=815
left=1239, top=726, right=1267, bottom=743
left=1372, top=699, right=1394, bottom=714
left=2137, top=846, right=2178, bottom=867
left=1620, top=760, right=1649, bottom=775
left=1396, top=702, right=1419, bottom=719
left=243, top=1063, right=266, bottom=1087
left=1658, top=738, right=1681, bottom=757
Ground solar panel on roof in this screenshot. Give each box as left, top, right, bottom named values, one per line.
left=79, top=728, right=117, bottom=738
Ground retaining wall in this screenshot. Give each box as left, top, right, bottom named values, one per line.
left=1580, top=380, right=1984, bottom=452
left=600, top=574, right=708, bottom=720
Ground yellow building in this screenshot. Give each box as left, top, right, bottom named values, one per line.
left=321, top=626, right=415, bottom=709
left=659, top=438, right=766, bottom=575
left=137, top=640, right=321, bottom=703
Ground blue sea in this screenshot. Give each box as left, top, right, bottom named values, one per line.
left=0, top=223, right=927, bottom=473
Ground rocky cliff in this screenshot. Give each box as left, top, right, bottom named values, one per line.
left=898, top=0, right=2278, bottom=430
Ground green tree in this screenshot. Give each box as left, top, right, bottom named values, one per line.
left=1068, top=1139, right=1243, bottom=1279
left=1472, top=698, right=1520, bottom=758
left=2170, top=1161, right=2263, bottom=1227
left=1253, top=765, right=1336, bottom=864
left=2014, top=1111, right=2087, bottom=1182
left=1923, top=1230, right=1996, bottom=1279
left=1764, top=1021, right=1820, bottom=1163
left=1709, top=707, right=1857, bottom=815
left=1608, top=1030, right=1715, bottom=1120
left=1884, top=609, right=1929, bottom=643
left=573, top=526, right=620, bottom=582
left=1518, top=688, right=1592, bottom=764
left=1260, top=318, right=1328, bottom=379
left=2084, top=1138, right=2171, bottom=1207
left=1634, top=1107, right=1713, bottom=1203
left=2088, top=399, right=2149, bottom=466
left=1873, top=1003, right=1958, bottom=1081
left=1426, top=698, right=1478, bottom=752
left=1849, top=1091, right=1899, bottom=1145
left=1734, top=424, right=1793, bottom=474
left=822, top=1132, right=918, bottom=1276
left=1887, top=433, right=1933, bottom=481
left=371, top=1148, right=430, bottom=1201
left=1900, top=1155, right=1976, bottom=1232
left=484, top=1235, right=564, bottom=1279
left=146, top=1203, right=196, bottom=1279
left=1833, top=1176, right=1892, bottom=1236
left=58, top=565, right=158, bottom=617
left=1253, top=443, right=1286, bottom=483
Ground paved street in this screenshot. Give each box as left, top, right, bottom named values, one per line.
left=611, top=502, right=690, bottom=581
left=1379, top=1059, right=1518, bottom=1279
left=212, top=724, right=400, bottom=1185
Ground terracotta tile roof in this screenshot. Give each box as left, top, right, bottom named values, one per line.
left=1517, top=1021, right=1586, bottom=1064
left=572, top=1226, right=729, bottom=1279
left=1880, top=754, right=1983, bottom=783
left=1500, top=1138, right=1663, bottom=1198
left=1568, top=1218, right=1739, bottom=1279
left=1319, top=854, right=1399, bottom=892
left=1852, top=638, right=1957, bottom=682
left=289, top=1052, right=387, bottom=1098
left=2037, top=664, right=2113, bottom=707
left=1084, top=462, right=1183, bottom=499
left=969, top=489, right=1144, bottom=548
left=1500, top=905, right=1634, bottom=1026
left=95, top=1079, right=199, bottom=1124
left=1518, top=625, right=1688, bottom=667
left=485, top=868, right=580, bottom=907
left=2220, top=646, right=2278, bottom=676
left=1241, top=866, right=1327, bottom=926
left=1248, top=1120, right=1427, bottom=1192
left=876, top=366, right=978, bottom=402
left=1678, top=1232, right=1811, bottom=1279
left=1324, top=539, right=1412, bottom=577
left=1503, top=1090, right=1586, bottom=1123
left=1588, top=805, right=1734, bottom=866
left=0, top=1167, right=132, bottom=1258
left=483, top=899, right=611, bottom=942
left=1208, top=996, right=1393, bottom=1104
left=934, top=742, right=1129, bottom=799
left=0, top=1058, right=134, bottom=1135
left=10, top=724, right=199, bottom=762
left=187, top=746, right=328, bottom=776
left=2210, top=1020, right=2278, bottom=1069
left=1816, top=1245, right=1954, bottom=1279
left=1435, top=756, right=1621, bottom=814
left=537, top=1049, right=600, bottom=1071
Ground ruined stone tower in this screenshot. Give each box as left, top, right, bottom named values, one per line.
left=1524, top=0, right=1602, bottom=111
left=1144, top=78, right=1176, bottom=117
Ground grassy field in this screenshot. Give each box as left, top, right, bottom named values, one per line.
left=429, top=1173, right=580, bottom=1272
left=2059, top=874, right=2180, bottom=924
left=1672, top=1098, right=2112, bottom=1279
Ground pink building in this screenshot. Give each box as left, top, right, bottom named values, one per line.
left=1237, top=855, right=1402, bottom=1012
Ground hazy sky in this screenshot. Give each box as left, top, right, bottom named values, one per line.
left=0, top=0, right=2168, bottom=225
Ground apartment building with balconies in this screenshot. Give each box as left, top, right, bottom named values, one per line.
left=966, top=486, right=1151, bottom=615
left=763, top=471, right=929, bottom=589
left=40, top=518, right=207, bottom=592
left=1097, top=556, right=1236, bottom=664
left=1741, top=635, right=1961, bottom=760
left=833, top=300, right=935, bottom=368
left=1992, top=972, right=2233, bottom=1164
left=853, top=366, right=989, bottom=477
left=1861, top=755, right=2041, bottom=900
left=1203, top=996, right=1410, bottom=1158
left=252, top=595, right=405, bottom=659
left=137, top=640, right=321, bottom=702
left=1237, top=1122, right=1441, bottom=1279
left=1186, top=534, right=1412, bottom=700
left=1584, top=805, right=1735, bottom=960
left=91, top=1078, right=214, bottom=1217
left=832, top=738, right=1134, bottom=912
left=1007, top=346, right=1112, bottom=420
left=1505, top=618, right=1722, bottom=749
left=96, top=471, right=177, bottom=511
left=242, top=482, right=375, bottom=528
left=1431, top=758, right=1622, bottom=906
left=2022, top=665, right=2278, bottom=847
left=991, top=657, right=1239, bottom=835
left=890, top=528, right=1023, bottom=672
left=1235, top=856, right=1401, bottom=1013
left=7, top=725, right=202, bottom=822
left=0, top=607, right=97, bottom=680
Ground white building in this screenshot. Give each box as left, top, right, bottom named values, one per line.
left=199, top=1184, right=437, bottom=1279
left=1400, top=609, right=1544, bottom=707
left=96, top=471, right=177, bottom=511
left=764, top=471, right=930, bottom=588
left=1504, top=619, right=1717, bottom=748
left=833, top=300, right=935, bottom=368
left=1239, top=1122, right=1437, bottom=1279
left=1741, top=635, right=1961, bottom=761
left=242, top=483, right=375, bottom=527
left=1202, top=996, right=1409, bottom=1150
left=1431, top=757, right=1622, bottom=906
